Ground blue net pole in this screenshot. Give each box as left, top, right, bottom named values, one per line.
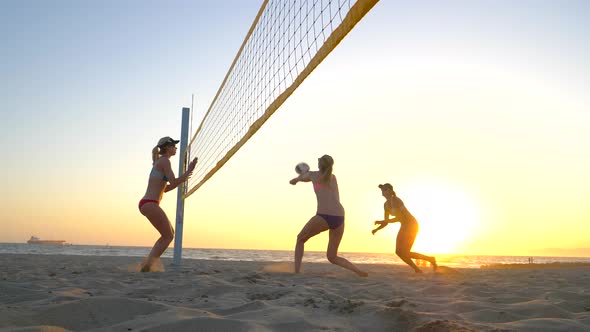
left=173, top=107, right=190, bottom=265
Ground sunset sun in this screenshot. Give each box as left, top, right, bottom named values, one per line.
left=401, top=180, right=481, bottom=254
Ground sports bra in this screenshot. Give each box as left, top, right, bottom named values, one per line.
left=150, top=167, right=168, bottom=182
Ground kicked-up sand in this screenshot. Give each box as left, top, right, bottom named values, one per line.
left=1, top=254, right=589, bottom=331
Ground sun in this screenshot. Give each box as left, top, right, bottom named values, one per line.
left=400, top=180, right=481, bottom=254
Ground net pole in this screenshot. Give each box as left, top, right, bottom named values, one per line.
left=173, top=107, right=190, bottom=265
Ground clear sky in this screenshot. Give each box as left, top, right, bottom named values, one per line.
left=1, top=0, right=589, bottom=256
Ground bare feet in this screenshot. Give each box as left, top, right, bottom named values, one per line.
left=414, top=268, right=423, bottom=273
left=140, top=263, right=151, bottom=272
left=430, top=257, right=438, bottom=272
left=358, top=271, right=369, bottom=277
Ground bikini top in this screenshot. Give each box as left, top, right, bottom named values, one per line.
left=386, top=197, right=406, bottom=213
left=313, top=175, right=335, bottom=191
left=387, top=197, right=416, bottom=222
left=150, top=167, right=168, bottom=182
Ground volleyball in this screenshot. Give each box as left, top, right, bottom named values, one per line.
left=295, top=162, right=310, bottom=175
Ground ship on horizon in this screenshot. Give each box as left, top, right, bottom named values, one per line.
left=27, top=236, right=66, bottom=245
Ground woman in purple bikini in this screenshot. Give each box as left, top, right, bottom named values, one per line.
left=290, top=155, right=368, bottom=277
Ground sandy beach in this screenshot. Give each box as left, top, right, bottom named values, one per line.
left=1, top=254, right=589, bottom=332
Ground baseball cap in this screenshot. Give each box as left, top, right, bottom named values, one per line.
left=157, top=136, right=179, bottom=148
left=378, top=183, right=393, bottom=191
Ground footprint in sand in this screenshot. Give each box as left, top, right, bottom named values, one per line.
left=247, top=289, right=292, bottom=301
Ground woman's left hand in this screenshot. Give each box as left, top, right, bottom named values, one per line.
left=187, top=157, right=198, bottom=171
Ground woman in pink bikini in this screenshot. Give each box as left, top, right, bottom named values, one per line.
left=138, top=136, right=197, bottom=272
left=290, top=155, right=368, bottom=277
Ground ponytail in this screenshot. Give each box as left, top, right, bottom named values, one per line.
left=151, top=146, right=159, bottom=164
left=318, top=154, right=334, bottom=184
left=320, top=165, right=332, bottom=184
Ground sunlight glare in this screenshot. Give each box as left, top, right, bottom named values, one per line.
left=401, top=180, right=480, bottom=254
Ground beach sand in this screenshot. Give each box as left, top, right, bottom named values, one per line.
left=1, top=254, right=589, bottom=331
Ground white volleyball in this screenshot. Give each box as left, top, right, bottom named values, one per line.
left=295, top=162, right=310, bottom=175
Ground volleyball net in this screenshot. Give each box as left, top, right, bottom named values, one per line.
left=184, top=0, right=379, bottom=198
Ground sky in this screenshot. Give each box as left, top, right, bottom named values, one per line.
left=1, top=0, right=589, bottom=257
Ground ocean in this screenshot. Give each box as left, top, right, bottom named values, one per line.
left=1, top=243, right=589, bottom=268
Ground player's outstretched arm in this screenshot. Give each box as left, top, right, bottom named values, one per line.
left=290, top=171, right=314, bottom=185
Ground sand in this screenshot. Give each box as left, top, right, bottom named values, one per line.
left=1, top=254, right=589, bottom=331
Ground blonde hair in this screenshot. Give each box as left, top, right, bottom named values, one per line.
left=152, top=146, right=160, bottom=164
left=319, top=155, right=334, bottom=184
left=152, top=137, right=178, bottom=164
left=152, top=146, right=169, bottom=164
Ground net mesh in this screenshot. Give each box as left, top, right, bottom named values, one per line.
left=185, top=0, right=378, bottom=198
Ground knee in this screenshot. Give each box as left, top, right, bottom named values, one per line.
left=163, top=232, right=174, bottom=244
left=296, top=233, right=309, bottom=244
left=396, top=249, right=408, bottom=258
left=326, top=253, right=337, bottom=264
